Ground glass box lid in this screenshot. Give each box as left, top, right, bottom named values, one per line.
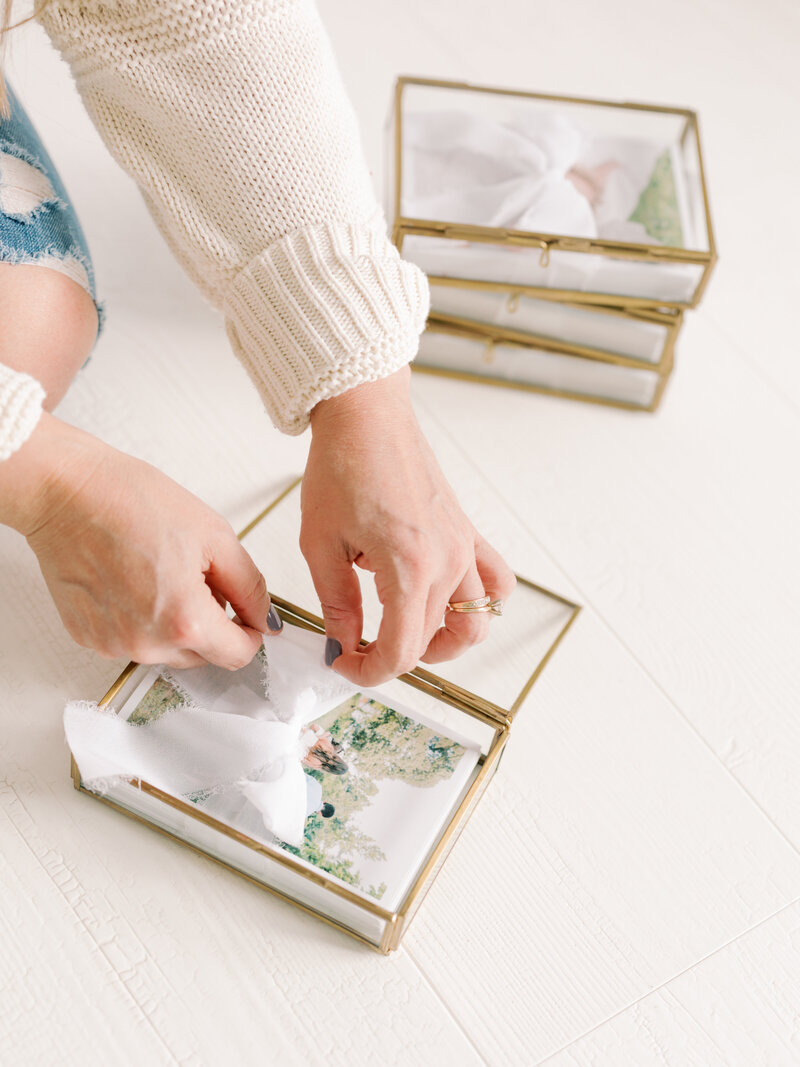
left=239, top=479, right=580, bottom=726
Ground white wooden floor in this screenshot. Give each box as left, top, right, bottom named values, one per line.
left=2, top=2, right=799, bottom=1064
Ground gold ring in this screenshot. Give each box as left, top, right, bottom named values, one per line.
left=446, top=595, right=504, bottom=617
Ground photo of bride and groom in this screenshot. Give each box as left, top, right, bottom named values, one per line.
left=277, top=690, right=481, bottom=906
left=300, top=722, right=346, bottom=822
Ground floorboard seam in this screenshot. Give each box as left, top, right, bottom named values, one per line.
left=534, top=894, right=800, bottom=1064
left=402, top=944, right=491, bottom=1066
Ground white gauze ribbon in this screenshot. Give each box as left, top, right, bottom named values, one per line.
left=64, top=626, right=356, bottom=847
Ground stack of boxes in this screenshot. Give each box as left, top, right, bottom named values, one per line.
left=385, top=77, right=716, bottom=412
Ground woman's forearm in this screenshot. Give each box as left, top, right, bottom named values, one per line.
left=38, top=0, right=429, bottom=435
left=0, top=412, right=97, bottom=534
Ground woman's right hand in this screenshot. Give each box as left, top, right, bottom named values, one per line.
left=0, top=413, right=273, bottom=669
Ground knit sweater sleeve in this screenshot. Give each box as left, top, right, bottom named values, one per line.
left=0, top=363, right=45, bottom=463
left=37, top=0, right=429, bottom=435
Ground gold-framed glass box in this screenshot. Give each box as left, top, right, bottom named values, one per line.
left=69, top=481, right=580, bottom=954
left=417, top=316, right=673, bottom=412
left=427, top=278, right=682, bottom=366
left=386, top=76, right=717, bottom=311
left=418, top=277, right=681, bottom=411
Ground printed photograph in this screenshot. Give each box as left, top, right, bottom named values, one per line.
left=279, top=691, right=479, bottom=902
left=124, top=657, right=481, bottom=908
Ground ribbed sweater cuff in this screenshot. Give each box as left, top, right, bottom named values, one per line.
left=0, top=364, right=46, bottom=462
left=223, top=211, right=430, bottom=435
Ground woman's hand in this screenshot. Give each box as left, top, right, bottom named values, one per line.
left=0, top=413, right=274, bottom=669
left=301, top=367, right=516, bottom=686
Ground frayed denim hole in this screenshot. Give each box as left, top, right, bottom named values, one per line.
left=0, top=138, right=48, bottom=175
left=0, top=196, right=69, bottom=225
left=0, top=239, right=93, bottom=276
left=0, top=148, right=66, bottom=223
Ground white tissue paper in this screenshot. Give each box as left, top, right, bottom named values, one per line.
left=64, top=626, right=357, bottom=847
left=401, top=108, right=667, bottom=243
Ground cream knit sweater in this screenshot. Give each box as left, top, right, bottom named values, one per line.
left=0, top=0, right=428, bottom=462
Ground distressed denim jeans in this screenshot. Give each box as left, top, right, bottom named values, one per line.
left=0, top=79, right=104, bottom=338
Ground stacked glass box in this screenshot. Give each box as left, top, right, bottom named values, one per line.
left=385, top=77, right=716, bottom=411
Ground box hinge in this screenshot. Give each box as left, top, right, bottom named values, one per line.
left=267, top=597, right=514, bottom=730
left=403, top=665, right=513, bottom=730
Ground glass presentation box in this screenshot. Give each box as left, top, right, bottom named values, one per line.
left=69, top=481, right=580, bottom=954
left=420, top=277, right=681, bottom=411
left=386, top=76, right=717, bottom=311
left=427, top=278, right=681, bottom=367
left=417, top=317, right=673, bottom=412
left=385, top=75, right=715, bottom=411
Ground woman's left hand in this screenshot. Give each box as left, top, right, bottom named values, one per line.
left=300, top=366, right=516, bottom=686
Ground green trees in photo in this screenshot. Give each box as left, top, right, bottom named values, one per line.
left=283, top=694, right=466, bottom=899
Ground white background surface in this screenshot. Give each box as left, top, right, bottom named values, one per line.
left=2, top=1, right=799, bottom=1064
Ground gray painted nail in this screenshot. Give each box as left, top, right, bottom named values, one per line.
left=325, top=638, right=342, bottom=666
left=266, top=605, right=283, bottom=632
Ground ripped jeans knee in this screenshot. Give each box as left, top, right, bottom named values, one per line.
left=0, top=79, right=104, bottom=341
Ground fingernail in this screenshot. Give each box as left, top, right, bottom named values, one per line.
left=325, top=638, right=342, bottom=666
left=266, top=605, right=283, bottom=632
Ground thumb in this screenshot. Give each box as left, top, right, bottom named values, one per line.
left=205, top=531, right=271, bottom=634
left=306, top=551, right=364, bottom=660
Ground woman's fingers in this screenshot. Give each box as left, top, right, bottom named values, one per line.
left=420, top=561, right=491, bottom=664
left=301, top=540, right=364, bottom=659
left=328, top=534, right=516, bottom=684
left=474, top=534, right=517, bottom=604
left=159, top=649, right=209, bottom=670
left=334, top=533, right=516, bottom=679
left=205, top=531, right=271, bottom=635
left=330, top=562, right=428, bottom=686
left=180, top=589, right=265, bottom=671
left=420, top=534, right=516, bottom=665
left=114, top=642, right=209, bottom=670
left=129, top=591, right=263, bottom=672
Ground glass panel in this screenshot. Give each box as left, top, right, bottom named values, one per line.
left=396, top=81, right=710, bottom=252
left=428, top=281, right=670, bottom=364
left=417, top=326, right=661, bottom=408
left=394, top=738, right=504, bottom=941
left=241, top=482, right=578, bottom=717
left=681, top=119, right=712, bottom=255
left=93, top=768, right=390, bottom=946
left=94, top=666, right=393, bottom=943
